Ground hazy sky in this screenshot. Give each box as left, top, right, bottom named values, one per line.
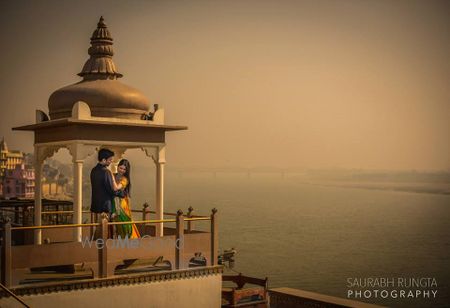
left=0, top=0, right=449, bottom=170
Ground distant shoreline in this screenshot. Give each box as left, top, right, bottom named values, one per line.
left=302, top=181, right=450, bottom=196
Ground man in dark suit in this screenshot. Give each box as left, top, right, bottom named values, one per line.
left=90, top=148, right=115, bottom=216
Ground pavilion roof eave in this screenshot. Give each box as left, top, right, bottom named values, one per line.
left=12, top=118, right=188, bottom=132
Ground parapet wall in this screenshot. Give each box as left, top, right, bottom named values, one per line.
left=0, top=266, right=223, bottom=308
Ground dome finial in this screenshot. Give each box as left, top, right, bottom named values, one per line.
left=78, top=16, right=123, bottom=80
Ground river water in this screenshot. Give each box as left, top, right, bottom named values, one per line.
left=75, top=163, right=450, bottom=308
left=127, top=172, right=448, bottom=308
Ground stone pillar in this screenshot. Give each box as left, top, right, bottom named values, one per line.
left=73, top=159, right=83, bottom=241
left=34, top=144, right=62, bottom=244
left=70, top=143, right=96, bottom=242
left=155, top=145, right=165, bottom=237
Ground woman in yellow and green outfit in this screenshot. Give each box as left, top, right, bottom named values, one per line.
left=109, top=159, right=140, bottom=239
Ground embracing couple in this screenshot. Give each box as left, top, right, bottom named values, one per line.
left=90, top=148, right=140, bottom=239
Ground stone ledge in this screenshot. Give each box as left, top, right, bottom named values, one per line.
left=269, top=287, right=385, bottom=308
left=1, top=266, right=223, bottom=297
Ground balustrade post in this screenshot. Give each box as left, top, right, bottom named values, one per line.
left=90, top=212, right=96, bottom=239
left=175, top=210, right=185, bottom=269
left=98, top=213, right=108, bottom=278
left=210, top=208, right=218, bottom=266
left=142, top=202, right=150, bottom=221
left=141, top=203, right=151, bottom=236
left=1, top=218, right=12, bottom=287
left=187, top=206, right=194, bottom=233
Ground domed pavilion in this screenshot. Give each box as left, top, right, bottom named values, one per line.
left=13, top=17, right=187, bottom=243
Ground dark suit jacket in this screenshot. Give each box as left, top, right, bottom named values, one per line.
left=90, top=163, right=115, bottom=213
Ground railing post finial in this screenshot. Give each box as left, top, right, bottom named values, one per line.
left=187, top=206, right=194, bottom=232
left=100, top=212, right=109, bottom=221
left=142, top=202, right=151, bottom=222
